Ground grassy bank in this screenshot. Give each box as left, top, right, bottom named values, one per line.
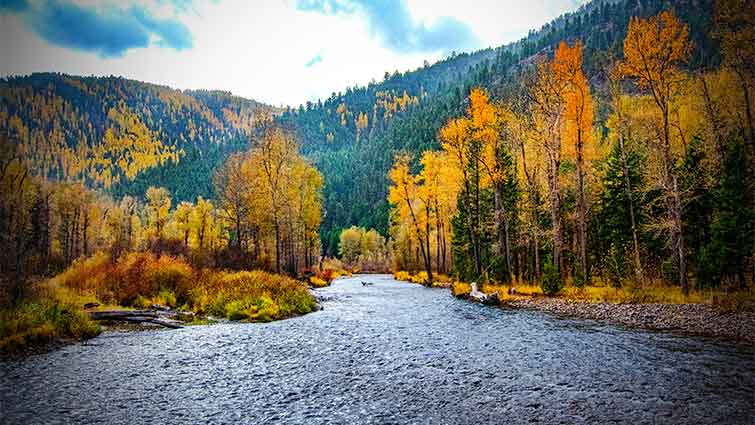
left=0, top=282, right=101, bottom=356
left=1, top=252, right=319, bottom=355
left=394, top=270, right=755, bottom=312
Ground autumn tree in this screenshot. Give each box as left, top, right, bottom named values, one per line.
left=251, top=127, right=298, bottom=273
left=213, top=153, right=250, bottom=251
left=172, top=201, right=194, bottom=248
left=389, top=154, right=433, bottom=283
left=554, top=41, right=594, bottom=281
left=527, top=51, right=570, bottom=274
left=440, top=117, right=483, bottom=276
left=618, top=10, right=693, bottom=294
left=145, top=186, right=172, bottom=246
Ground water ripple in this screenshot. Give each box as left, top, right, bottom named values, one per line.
left=1, top=274, right=754, bottom=424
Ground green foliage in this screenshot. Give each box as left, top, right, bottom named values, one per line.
left=695, top=135, right=754, bottom=288
left=596, top=141, right=647, bottom=251
left=541, top=261, right=563, bottom=296
left=0, top=289, right=100, bottom=356
left=451, top=187, right=495, bottom=282
left=604, top=243, right=628, bottom=288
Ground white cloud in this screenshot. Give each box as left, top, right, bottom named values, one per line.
left=0, top=0, right=586, bottom=106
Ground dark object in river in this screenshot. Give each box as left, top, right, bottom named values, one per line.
left=89, top=309, right=191, bottom=329
left=361, top=281, right=373, bottom=286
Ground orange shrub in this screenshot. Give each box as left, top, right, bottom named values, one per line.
left=55, top=252, right=193, bottom=307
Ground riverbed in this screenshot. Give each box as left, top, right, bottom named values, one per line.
left=1, top=275, right=754, bottom=424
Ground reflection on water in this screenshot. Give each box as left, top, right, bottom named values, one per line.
left=2, top=275, right=754, bottom=424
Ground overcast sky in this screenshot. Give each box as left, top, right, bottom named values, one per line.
left=0, top=0, right=587, bottom=106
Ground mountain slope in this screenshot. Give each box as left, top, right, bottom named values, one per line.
left=1, top=0, right=718, bottom=255
left=1, top=73, right=278, bottom=201
left=280, top=0, right=718, bottom=253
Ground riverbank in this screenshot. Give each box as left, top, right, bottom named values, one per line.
left=394, top=272, right=755, bottom=344
left=507, top=297, right=755, bottom=344
left=1, top=252, right=323, bottom=357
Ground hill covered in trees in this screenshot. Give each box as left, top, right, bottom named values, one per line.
left=0, top=0, right=727, bottom=258
left=278, top=0, right=721, bottom=255
left=1, top=73, right=279, bottom=201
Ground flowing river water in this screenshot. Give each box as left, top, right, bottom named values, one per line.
left=1, top=274, right=754, bottom=424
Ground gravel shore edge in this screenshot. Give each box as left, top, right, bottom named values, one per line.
left=505, top=297, right=755, bottom=345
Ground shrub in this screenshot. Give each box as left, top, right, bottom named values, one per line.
left=309, top=276, right=329, bottom=288
left=0, top=284, right=99, bottom=356
left=190, top=270, right=316, bottom=321
left=394, top=271, right=411, bottom=282
left=410, top=271, right=429, bottom=285
left=451, top=282, right=472, bottom=298
left=541, top=262, right=563, bottom=296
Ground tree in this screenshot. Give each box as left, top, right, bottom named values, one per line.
left=554, top=41, right=594, bottom=281
left=172, top=201, right=194, bottom=248
left=145, top=186, right=172, bottom=245
left=618, top=10, right=693, bottom=294
left=389, top=154, right=433, bottom=283
left=339, top=226, right=363, bottom=265
left=606, top=68, right=644, bottom=280
left=251, top=127, right=298, bottom=274
left=214, top=153, right=250, bottom=251
left=527, top=50, right=570, bottom=274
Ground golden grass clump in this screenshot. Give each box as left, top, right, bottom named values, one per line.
left=191, top=270, right=317, bottom=322
left=451, top=282, right=472, bottom=298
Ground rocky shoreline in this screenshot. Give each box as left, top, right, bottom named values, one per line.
left=505, top=297, right=755, bottom=344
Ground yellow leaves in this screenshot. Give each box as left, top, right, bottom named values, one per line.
left=146, top=186, right=171, bottom=239
left=468, top=88, right=497, bottom=136
left=618, top=10, right=692, bottom=93
left=374, top=90, right=419, bottom=121
left=554, top=41, right=595, bottom=162
left=714, top=0, right=755, bottom=74
left=387, top=154, right=415, bottom=210
left=356, top=111, right=369, bottom=131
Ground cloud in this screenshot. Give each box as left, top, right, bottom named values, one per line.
left=0, top=0, right=28, bottom=12
left=1, top=0, right=193, bottom=58
left=131, top=7, right=192, bottom=50
left=296, top=0, right=479, bottom=54
left=305, top=53, right=323, bottom=67
left=158, top=0, right=195, bottom=13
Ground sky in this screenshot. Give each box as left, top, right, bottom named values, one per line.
left=0, top=0, right=588, bottom=106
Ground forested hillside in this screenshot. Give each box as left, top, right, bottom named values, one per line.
left=1, top=0, right=720, bottom=257
left=279, top=0, right=719, bottom=255
left=0, top=73, right=277, bottom=201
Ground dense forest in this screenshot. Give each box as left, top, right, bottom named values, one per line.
left=0, top=73, right=278, bottom=201
left=2, top=0, right=724, bottom=259
left=1, top=0, right=752, bottom=291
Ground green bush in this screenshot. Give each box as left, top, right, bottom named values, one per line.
left=605, top=243, right=627, bottom=288
left=541, top=262, right=563, bottom=296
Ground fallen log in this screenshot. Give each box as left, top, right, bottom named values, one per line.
left=118, top=317, right=185, bottom=329
left=89, top=310, right=157, bottom=320
left=88, top=309, right=186, bottom=329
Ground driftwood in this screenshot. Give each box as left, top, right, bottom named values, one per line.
left=88, top=309, right=186, bottom=329
left=465, top=283, right=500, bottom=306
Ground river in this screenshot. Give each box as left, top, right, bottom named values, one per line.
left=1, top=274, right=754, bottom=424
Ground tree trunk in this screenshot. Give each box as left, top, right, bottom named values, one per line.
left=494, top=184, right=513, bottom=282
left=576, top=128, right=588, bottom=280
left=618, top=135, right=643, bottom=281
left=663, top=111, right=688, bottom=295
left=82, top=209, right=89, bottom=258
left=548, top=152, right=562, bottom=272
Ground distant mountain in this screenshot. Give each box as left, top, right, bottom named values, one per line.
left=1, top=0, right=718, bottom=255
left=1, top=73, right=278, bottom=201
